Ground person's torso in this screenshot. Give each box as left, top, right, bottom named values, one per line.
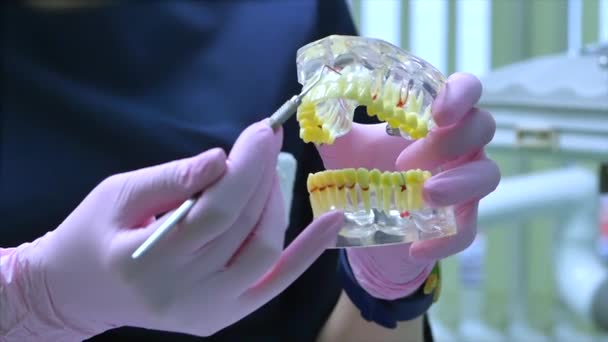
left=1, top=1, right=356, bottom=340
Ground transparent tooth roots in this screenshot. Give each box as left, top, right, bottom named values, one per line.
left=297, top=35, right=455, bottom=247
left=296, top=35, right=446, bottom=144
left=307, top=168, right=457, bottom=246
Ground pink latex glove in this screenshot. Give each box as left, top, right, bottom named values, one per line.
left=318, top=73, right=500, bottom=300
left=0, top=120, right=344, bottom=340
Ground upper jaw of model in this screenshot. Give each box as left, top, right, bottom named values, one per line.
left=296, top=35, right=446, bottom=145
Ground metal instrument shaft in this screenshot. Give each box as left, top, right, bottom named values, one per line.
left=131, top=65, right=339, bottom=260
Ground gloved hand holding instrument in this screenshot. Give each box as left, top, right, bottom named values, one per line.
left=0, top=46, right=500, bottom=342
left=0, top=113, right=344, bottom=339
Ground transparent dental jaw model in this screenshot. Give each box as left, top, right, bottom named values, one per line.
left=297, top=35, right=457, bottom=248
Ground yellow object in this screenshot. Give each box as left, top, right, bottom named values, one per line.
left=423, top=262, right=442, bottom=303
left=296, top=76, right=433, bottom=144
left=307, top=168, right=431, bottom=217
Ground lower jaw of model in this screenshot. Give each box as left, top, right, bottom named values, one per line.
left=296, top=35, right=457, bottom=248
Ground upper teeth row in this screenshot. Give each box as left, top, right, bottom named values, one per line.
left=297, top=69, right=434, bottom=145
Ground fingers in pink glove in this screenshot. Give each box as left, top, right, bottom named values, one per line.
left=433, top=72, right=483, bottom=127
left=111, top=148, right=228, bottom=228
left=215, top=178, right=289, bottom=291
left=410, top=153, right=500, bottom=261
left=317, top=122, right=411, bottom=171
left=171, top=120, right=283, bottom=254
left=107, top=148, right=229, bottom=261
left=235, top=208, right=345, bottom=310
left=424, top=157, right=501, bottom=208
left=396, top=108, right=495, bottom=171
left=206, top=161, right=281, bottom=269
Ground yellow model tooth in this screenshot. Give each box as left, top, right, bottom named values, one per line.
left=315, top=171, right=332, bottom=212
left=333, top=170, right=348, bottom=210
left=417, top=170, right=432, bottom=208
left=296, top=110, right=314, bottom=120
left=399, top=83, right=410, bottom=108
left=306, top=174, right=315, bottom=208
left=390, top=172, right=407, bottom=212
left=358, top=78, right=373, bottom=104
left=369, top=169, right=382, bottom=210
left=367, top=104, right=380, bottom=117
left=297, top=118, right=318, bottom=129
left=408, top=105, right=431, bottom=139
left=387, top=117, right=402, bottom=129
left=405, top=112, right=418, bottom=130
left=308, top=174, right=322, bottom=217
left=322, top=170, right=336, bottom=210
left=325, top=82, right=342, bottom=98
left=329, top=170, right=343, bottom=210
left=374, top=86, right=392, bottom=122
left=300, top=128, right=319, bottom=144
left=306, top=173, right=315, bottom=192
left=313, top=174, right=327, bottom=214
left=356, top=168, right=371, bottom=211
left=403, top=90, right=414, bottom=111
left=388, top=107, right=406, bottom=129
left=307, top=83, right=328, bottom=102
left=415, top=91, right=424, bottom=112
left=337, top=75, right=347, bottom=93
left=343, top=74, right=359, bottom=99
left=369, top=169, right=382, bottom=186
left=382, top=85, right=398, bottom=119
left=389, top=171, right=402, bottom=184
left=414, top=170, right=426, bottom=209
left=297, top=102, right=315, bottom=118
left=412, top=122, right=428, bottom=140
left=377, top=82, right=403, bottom=128
left=406, top=90, right=420, bottom=113
left=403, top=90, right=415, bottom=113
left=409, top=90, right=422, bottom=113
left=367, top=83, right=383, bottom=117
left=370, top=74, right=383, bottom=106
left=406, top=170, right=424, bottom=210
left=399, top=118, right=413, bottom=135
left=421, top=104, right=432, bottom=121
left=309, top=172, right=322, bottom=212
left=381, top=172, right=393, bottom=213
left=298, top=101, right=335, bottom=144
left=404, top=170, right=415, bottom=209
left=399, top=171, right=410, bottom=212
left=343, top=168, right=358, bottom=210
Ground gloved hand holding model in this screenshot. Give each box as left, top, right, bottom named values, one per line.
left=318, top=73, right=500, bottom=301
left=0, top=121, right=344, bottom=340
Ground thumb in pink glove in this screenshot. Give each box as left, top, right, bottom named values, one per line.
left=1, top=121, right=345, bottom=340
left=318, top=73, right=500, bottom=300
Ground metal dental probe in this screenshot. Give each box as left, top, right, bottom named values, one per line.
left=131, top=65, right=340, bottom=260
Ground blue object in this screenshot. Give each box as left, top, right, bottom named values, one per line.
left=338, top=249, right=436, bottom=329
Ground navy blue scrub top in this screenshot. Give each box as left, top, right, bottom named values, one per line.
left=1, top=1, right=433, bottom=341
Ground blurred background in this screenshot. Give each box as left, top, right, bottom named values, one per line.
left=345, top=0, right=608, bottom=341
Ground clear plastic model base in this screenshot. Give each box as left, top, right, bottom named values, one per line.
left=307, top=168, right=457, bottom=248
left=296, top=35, right=447, bottom=144
left=297, top=35, right=456, bottom=248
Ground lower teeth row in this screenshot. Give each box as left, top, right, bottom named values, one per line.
left=307, top=168, right=431, bottom=217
